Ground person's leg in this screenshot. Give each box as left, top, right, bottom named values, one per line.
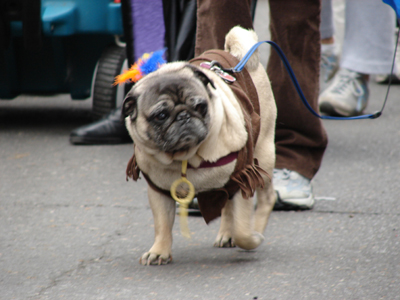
left=268, top=0, right=327, bottom=180
left=163, top=0, right=197, bottom=62
left=320, top=0, right=334, bottom=40
left=320, top=0, right=339, bottom=85
left=319, top=0, right=396, bottom=117
left=341, top=0, right=395, bottom=75
left=268, top=0, right=328, bottom=209
left=195, top=0, right=253, bottom=56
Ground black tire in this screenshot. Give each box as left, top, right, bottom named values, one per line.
left=92, top=45, right=127, bottom=120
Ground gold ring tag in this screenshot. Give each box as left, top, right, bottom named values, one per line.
left=170, top=160, right=195, bottom=238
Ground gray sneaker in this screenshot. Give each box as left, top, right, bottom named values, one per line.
left=273, top=169, right=314, bottom=210
left=321, top=51, right=339, bottom=83
left=319, top=68, right=369, bottom=117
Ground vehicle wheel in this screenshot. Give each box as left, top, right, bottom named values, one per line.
left=92, top=45, right=128, bottom=120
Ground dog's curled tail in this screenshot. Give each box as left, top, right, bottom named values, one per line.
left=224, top=26, right=260, bottom=72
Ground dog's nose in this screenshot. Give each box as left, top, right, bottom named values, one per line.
left=176, top=111, right=191, bottom=123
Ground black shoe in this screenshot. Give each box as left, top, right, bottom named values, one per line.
left=70, top=107, right=132, bottom=145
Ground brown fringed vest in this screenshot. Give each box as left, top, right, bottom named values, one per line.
left=126, top=49, right=270, bottom=224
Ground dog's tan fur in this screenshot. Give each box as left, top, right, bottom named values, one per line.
left=125, top=26, right=277, bottom=265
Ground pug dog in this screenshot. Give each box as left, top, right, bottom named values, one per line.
left=122, top=26, right=277, bottom=265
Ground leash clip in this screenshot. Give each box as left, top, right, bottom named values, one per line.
left=200, top=61, right=236, bottom=83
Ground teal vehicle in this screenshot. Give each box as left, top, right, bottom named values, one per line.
left=0, top=0, right=127, bottom=118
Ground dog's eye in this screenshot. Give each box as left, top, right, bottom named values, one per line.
left=195, top=102, right=208, bottom=116
left=155, top=111, right=169, bottom=121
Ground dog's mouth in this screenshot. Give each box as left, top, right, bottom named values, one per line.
left=163, top=139, right=201, bottom=162
left=164, top=149, right=189, bottom=161
left=162, top=133, right=203, bottom=154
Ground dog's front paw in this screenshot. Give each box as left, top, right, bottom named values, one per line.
left=234, top=232, right=265, bottom=250
left=139, top=251, right=172, bottom=266
left=214, top=232, right=236, bottom=248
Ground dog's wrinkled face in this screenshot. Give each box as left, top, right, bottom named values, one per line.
left=122, top=64, right=215, bottom=158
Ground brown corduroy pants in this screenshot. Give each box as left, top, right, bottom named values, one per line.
left=195, top=0, right=328, bottom=179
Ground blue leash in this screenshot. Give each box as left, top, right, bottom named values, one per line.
left=231, top=34, right=399, bottom=120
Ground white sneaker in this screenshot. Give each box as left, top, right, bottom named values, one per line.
left=319, top=68, right=369, bottom=117
left=273, top=169, right=314, bottom=210
left=320, top=51, right=339, bottom=83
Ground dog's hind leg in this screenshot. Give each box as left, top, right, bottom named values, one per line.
left=254, top=183, right=276, bottom=234
left=232, top=192, right=265, bottom=250
left=139, top=187, right=176, bottom=266
left=214, top=199, right=235, bottom=247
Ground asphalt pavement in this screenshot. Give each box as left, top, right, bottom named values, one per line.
left=1, top=1, right=399, bottom=299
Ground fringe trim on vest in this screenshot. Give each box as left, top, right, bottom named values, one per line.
left=126, top=151, right=141, bottom=181
left=231, top=159, right=270, bottom=199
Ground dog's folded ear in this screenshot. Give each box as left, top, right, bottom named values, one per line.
left=185, top=64, right=216, bottom=89
left=122, top=94, right=138, bottom=121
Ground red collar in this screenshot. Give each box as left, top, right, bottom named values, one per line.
left=188, top=152, right=238, bottom=169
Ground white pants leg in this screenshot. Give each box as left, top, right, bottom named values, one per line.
left=320, top=0, right=334, bottom=39
left=341, top=0, right=396, bottom=74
